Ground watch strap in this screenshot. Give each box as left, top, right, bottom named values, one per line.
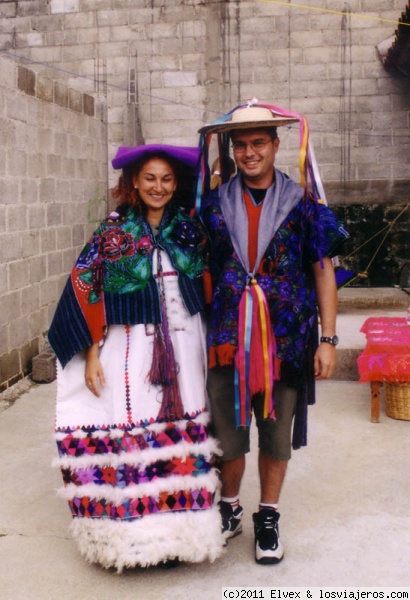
left=320, top=336, right=338, bottom=346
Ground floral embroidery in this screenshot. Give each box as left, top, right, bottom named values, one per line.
left=74, top=206, right=205, bottom=305
left=161, top=212, right=205, bottom=279
left=100, top=228, right=135, bottom=261
left=135, top=235, right=154, bottom=255
left=76, top=233, right=100, bottom=270
left=202, top=196, right=348, bottom=369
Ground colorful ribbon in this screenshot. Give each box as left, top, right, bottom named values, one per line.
left=235, top=278, right=278, bottom=427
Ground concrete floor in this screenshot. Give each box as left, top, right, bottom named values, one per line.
left=0, top=374, right=409, bottom=599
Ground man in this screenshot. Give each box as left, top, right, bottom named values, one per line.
left=199, top=103, right=348, bottom=565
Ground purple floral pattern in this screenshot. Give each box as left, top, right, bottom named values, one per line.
left=202, top=195, right=348, bottom=369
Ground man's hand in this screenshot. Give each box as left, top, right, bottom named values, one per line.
left=314, top=343, right=336, bottom=380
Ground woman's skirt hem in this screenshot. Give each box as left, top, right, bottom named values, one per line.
left=70, top=506, right=225, bottom=572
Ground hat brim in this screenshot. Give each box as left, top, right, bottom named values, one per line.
left=198, top=116, right=299, bottom=135
left=112, top=144, right=200, bottom=170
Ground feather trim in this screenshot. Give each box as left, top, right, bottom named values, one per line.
left=70, top=505, right=225, bottom=572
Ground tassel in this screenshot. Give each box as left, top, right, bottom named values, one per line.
left=148, top=250, right=184, bottom=422
left=235, top=285, right=252, bottom=427
left=148, top=323, right=172, bottom=386
left=203, top=266, right=213, bottom=304
left=235, top=278, right=277, bottom=427
left=158, top=378, right=184, bottom=422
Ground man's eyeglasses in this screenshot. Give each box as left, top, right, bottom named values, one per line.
left=231, top=139, right=273, bottom=154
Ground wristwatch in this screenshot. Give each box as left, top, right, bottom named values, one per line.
left=320, top=335, right=339, bottom=346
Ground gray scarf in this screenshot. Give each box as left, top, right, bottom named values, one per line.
left=219, top=169, right=304, bottom=276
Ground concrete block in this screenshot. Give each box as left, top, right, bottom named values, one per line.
left=0, top=3, right=17, bottom=18
left=49, top=0, right=79, bottom=14
left=83, top=94, right=95, bottom=117
left=8, top=259, right=30, bottom=292
left=6, top=148, right=27, bottom=177
left=7, top=205, right=28, bottom=233
left=146, top=22, right=178, bottom=40
left=21, top=229, right=40, bottom=258
left=0, top=349, right=20, bottom=384
left=17, top=66, right=35, bottom=97
left=0, top=324, right=8, bottom=356
left=21, top=338, right=40, bottom=376
left=68, top=87, right=83, bottom=113
left=31, top=351, right=56, bottom=383
left=0, top=58, right=16, bottom=87
left=54, top=81, right=68, bottom=108
left=36, top=75, right=54, bottom=103
left=30, top=46, right=62, bottom=63
left=17, top=32, right=44, bottom=47
left=0, top=117, right=17, bottom=147
left=64, top=10, right=95, bottom=28
left=47, top=250, right=63, bottom=277
left=0, top=263, right=6, bottom=296
left=163, top=71, right=197, bottom=88
left=28, top=255, right=47, bottom=285
left=46, top=153, right=62, bottom=177
left=16, top=1, right=49, bottom=17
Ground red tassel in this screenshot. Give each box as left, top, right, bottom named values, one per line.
left=148, top=322, right=185, bottom=421
left=148, top=324, right=169, bottom=385
left=148, top=250, right=185, bottom=422
left=248, top=308, right=265, bottom=395
left=203, top=267, right=213, bottom=304
left=157, top=379, right=184, bottom=421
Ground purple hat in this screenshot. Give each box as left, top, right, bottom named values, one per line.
left=111, top=144, right=200, bottom=171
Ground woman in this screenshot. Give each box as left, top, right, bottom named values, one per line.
left=48, top=144, right=224, bottom=572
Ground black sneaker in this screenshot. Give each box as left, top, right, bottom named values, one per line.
left=158, top=558, right=180, bottom=569
left=218, top=500, right=244, bottom=541
left=253, top=509, right=284, bottom=564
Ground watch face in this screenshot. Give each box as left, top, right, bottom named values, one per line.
left=332, top=335, right=339, bottom=346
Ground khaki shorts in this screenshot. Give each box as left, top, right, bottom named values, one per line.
left=207, top=365, right=297, bottom=461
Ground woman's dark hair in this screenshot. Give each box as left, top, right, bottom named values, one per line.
left=111, top=152, right=196, bottom=213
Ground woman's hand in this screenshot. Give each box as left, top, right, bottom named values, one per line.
left=85, top=342, right=106, bottom=397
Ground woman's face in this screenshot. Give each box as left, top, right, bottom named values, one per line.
left=133, top=158, right=177, bottom=225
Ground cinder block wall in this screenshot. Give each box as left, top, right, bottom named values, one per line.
left=0, top=1, right=409, bottom=388
left=0, top=55, right=108, bottom=391
left=1, top=0, right=409, bottom=195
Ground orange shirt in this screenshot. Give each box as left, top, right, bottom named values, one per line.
left=244, top=188, right=264, bottom=272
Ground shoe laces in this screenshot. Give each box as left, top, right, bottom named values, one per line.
left=256, top=509, right=279, bottom=530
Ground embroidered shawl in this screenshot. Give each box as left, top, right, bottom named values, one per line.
left=49, top=205, right=206, bottom=368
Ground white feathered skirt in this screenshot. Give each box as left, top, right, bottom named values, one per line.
left=54, top=254, right=224, bottom=571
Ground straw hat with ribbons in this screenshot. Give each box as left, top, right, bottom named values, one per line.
left=195, top=99, right=327, bottom=214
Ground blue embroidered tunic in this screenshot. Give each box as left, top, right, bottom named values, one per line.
left=202, top=191, right=348, bottom=371
left=201, top=175, right=349, bottom=447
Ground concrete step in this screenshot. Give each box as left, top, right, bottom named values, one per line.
left=332, top=287, right=409, bottom=381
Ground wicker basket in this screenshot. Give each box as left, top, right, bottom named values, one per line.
left=385, top=382, right=410, bottom=421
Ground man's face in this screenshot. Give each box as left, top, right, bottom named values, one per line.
left=231, top=128, right=280, bottom=189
